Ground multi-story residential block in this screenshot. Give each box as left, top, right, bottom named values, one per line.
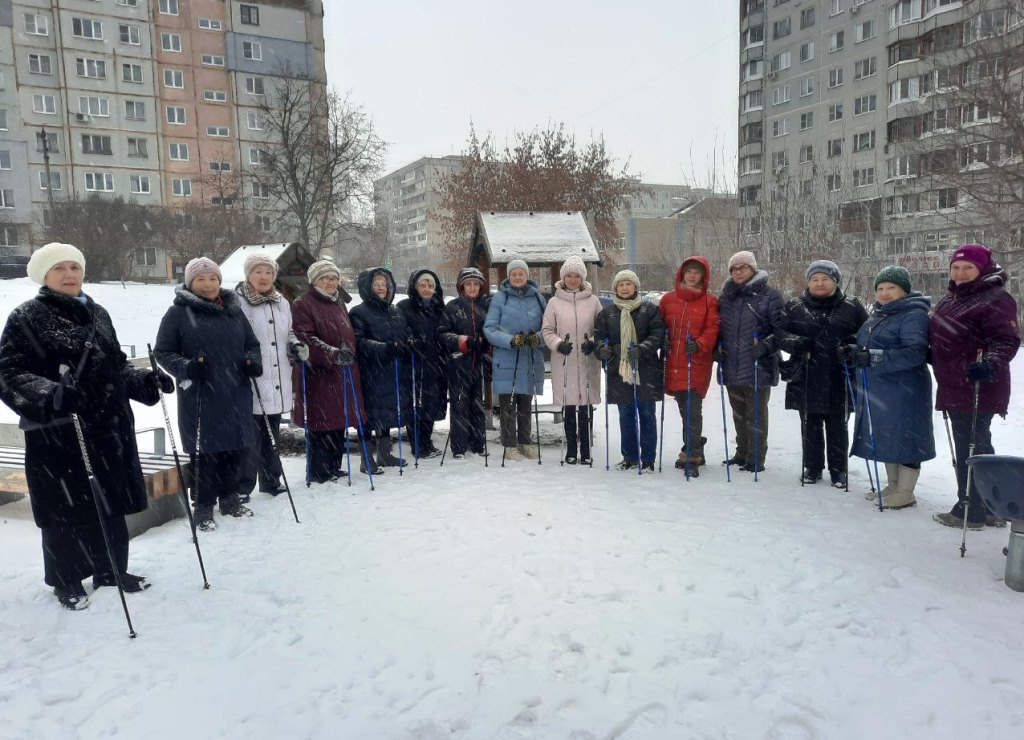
left=0, top=0, right=327, bottom=279
left=616, top=183, right=714, bottom=219
left=738, top=0, right=1024, bottom=301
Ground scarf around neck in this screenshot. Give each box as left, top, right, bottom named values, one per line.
left=613, top=295, right=643, bottom=385
left=240, top=280, right=281, bottom=305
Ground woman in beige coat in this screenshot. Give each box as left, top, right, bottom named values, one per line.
left=542, top=256, right=603, bottom=464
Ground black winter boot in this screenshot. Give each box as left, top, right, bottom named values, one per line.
left=195, top=503, right=216, bottom=532
left=219, top=493, right=254, bottom=518
left=377, top=436, right=407, bottom=467
left=53, top=581, right=90, bottom=611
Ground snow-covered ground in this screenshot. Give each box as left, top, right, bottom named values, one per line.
left=1, top=279, right=1023, bottom=740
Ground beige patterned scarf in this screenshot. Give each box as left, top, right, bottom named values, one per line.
left=613, top=295, right=643, bottom=385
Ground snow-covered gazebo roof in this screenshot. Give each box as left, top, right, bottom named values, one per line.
left=219, top=242, right=318, bottom=300
left=471, top=211, right=601, bottom=267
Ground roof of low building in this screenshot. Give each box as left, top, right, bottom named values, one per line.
left=475, top=211, right=601, bottom=265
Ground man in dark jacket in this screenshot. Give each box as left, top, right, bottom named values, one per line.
left=717, top=251, right=784, bottom=472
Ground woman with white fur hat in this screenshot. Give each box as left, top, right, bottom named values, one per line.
left=0, top=242, right=171, bottom=610
left=541, top=255, right=602, bottom=465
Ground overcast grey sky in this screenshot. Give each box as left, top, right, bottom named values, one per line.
left=324, top=1, right=738, bottom=186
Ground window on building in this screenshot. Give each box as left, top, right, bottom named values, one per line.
left=166, top=106, right=186, bottom=124
left=122, top=63, right=144, bottom=83
left=831, top=0, right=844, bottom=15
left=201, top=54, right=225, bottom=66
left=125, top=100, right=145, bottom=120
left=209, top=161, right=232, bottom=173
left=0, top=151, right=10, bottom=170
left=159, top=0, right=179, bottom=15
left=963, top=10, right=1006, bottom=43
left=800, top=76, right=814, bottom=96
left=36, top=132, right=59, bottom=153
left=854, top=94, right=877, bottom=115
left=249, top=148, right=269, bottom=166
left=827, top=138, right=843, bottom=157
left=772, top=85, right=791, bottom=105
left=161, top=32, right=181, bottom=52
left=172, top=178, right=192, bottom=197
left=33, top=94, right=57, bottom=114
left=890, top=0, right=921, bottom=28
left=0, top=226, right=18, bottom=247
left=130, top=175, right=151, bottom=194
left=800, top=111, right=814, bottom=130
left=853, top=130, right=876, bottom=152
left=771, top=150, right=790, bottom=171
left=0, top=110, right=7, bottom=131
left=853, top=167, right=875, bottom=187
left=800, top=42, right=814, bottom=62
left=163, top=69, right=184, bottom=88
left=826, top=174, right=842, bottom=191
left=743, top=60, right=764, bottom=80
left=119, top=23, right=141, bottom=45
left=744, top=25, right=765, bottom=47
left=0, top=190, right=14, bottom=209
left=935, top=188, right=957, bottom=209
left=829, top=30, right=844, bottom=52
left=169, top=143, right=189, bottom=160
left=888, top=77, right=918, bottom=102
left=212, top=197, right=234, bottom=207
left=207, top=126, right=229, bottom=137
left=854, top=57, right=877, bottom=80
left=800, top=7, right=815, bottom=28
left=29, top=54, right=53, bottom=75
left=855, top=20, right=876, bottom=43
left=117, top=0, right=140, bottom=6
left=828, top=68, right=844, bottom=88
left=257, top=215, right=272, bottom=232
left=245, top=76, right=265, bottom=96
left=204, top=90, right=228, bottom=103
left=772, top=118, right=790, bottom=137
left=81, top=134, right=113, bottom=155
left=773, top=17, right=791, bottom=39
left=240, top=4, right=260, bottom=25
left=198, top=18, right=223, bottom=30
left=39, top=171, right=62, bottom=190
left=76, top=58, right=106, bottom=79
left=78, top=96, right=110, bottom=117
left=24, top=13, right=49, bottom=36
left=250, top=181, right=271, bottom=199
left=743, top=89, right=764, bottom=112
left=72, top=18, right=103, bottom=39
left=127, top=138, right=148, bottom=158
left=799, top=144, right=814, bottom=163
left=887, top=155, right=915, bottom=179
left=242, top=41, right=262, bottom=61
left=246, top=112, right=265, bottom=130
left=799, top=178, right=813, bottom=196
left=84, top=172, right=114, bottom=192
left=772, top=50, right=791, bottom=72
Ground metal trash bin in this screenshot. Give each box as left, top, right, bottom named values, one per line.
left=966, top=455, right=1024, bottom=592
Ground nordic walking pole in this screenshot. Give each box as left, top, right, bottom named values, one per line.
left=942, top=411, right=957, bottom=476
left=602, top=338, right=611, bottom=471
left=658, top=325, right=670, bottom=473
left=800, top=351, right=810, bottom=488
left=147, top=344, right=210, bottom=590
left=717, top=345, right=731, bottom=483
left=861, top=368, right=884, bottom=513
left=752, top=331, right=761, bottom=483
left=344, top=365, right=375, bottom=491
left=393, top=355, right=404, bottom=477
left=529, top=336, right=542, bottom=465
left=582, top=333, right=594, bottom=468
left=685, top=334, right=693, bottom=482
left=560, top=333, right=569, bottom=466
left=843, top=359, right=875, bottom=494
left=960, top=349, right=985, bottom=558
left=843, top=357, right=850, bottom=493
left=411, top=349, right=419, bottom=469
left=480, top=368, right=489, bottom=467
left=629, top=341, right=642, bottom=477
left=501, top=345, right=522, bottom=467
left=249, top=375, right=299, bottom=524
left=301, top=361, right=311, bottom=488
left=342, top=367, right=353, bottom=486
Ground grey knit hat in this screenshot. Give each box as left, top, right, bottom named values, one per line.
left=806, top=259, right=841, bottom=285
left=507, top=258, right=529, bottom=276
left=874, top=265, right=912, bottom=293
left=613, top=269, right=641, bottom=292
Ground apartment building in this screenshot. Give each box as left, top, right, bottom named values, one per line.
left=737, top=0, right=1024, bottom=299
left=617, top=183, right=715, bottom=219
left=0, top=0, right=326, bottom=278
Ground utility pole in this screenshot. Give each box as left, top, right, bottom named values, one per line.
left=40, top=126, right=54, bottom=209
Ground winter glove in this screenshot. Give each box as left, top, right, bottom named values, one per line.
left=468, top=336, right=486, bottom=352
left=288, top=341, right=310, bottom=363
left=713, top=345, right=725, bottom=363
left=626, top=345, right=640, bottom=362
left=557, top=341, right=573, bottom=356
left=595, top=343, right=614, bottom=362
left=389, top=339, right=407, bottom=357
left=837, top=344, right=856, bottom=365
left=850, top=349, right=873, bottom=369
left=966, top=360, right=994, bottom=382
left=52, top=374, right=84, bottom=414
left=334, top=345, right=356, bottom=367
left=242, top=359, right=262, bottom=378
left=792, top=337, right=814, bottom=354
left=151, top=369, right=175, bottom=394
left=685, top=339, right=700, bottom=355
left=581, top=338, right=596, bottom=356
left=662, top=334, right=672, bottom=352
left=526, top=332, right=542, bottom=348
left=511, top=333, right=527, bottom=348
left=753, top=340, right=773, bottom=359
left=186, top=358, right=209, bottom=381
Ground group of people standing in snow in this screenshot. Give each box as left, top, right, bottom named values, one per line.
left=0, top=238, right=1019, bottom=612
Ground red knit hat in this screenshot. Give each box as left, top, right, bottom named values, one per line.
left=950, top=243, right=992, bottom=270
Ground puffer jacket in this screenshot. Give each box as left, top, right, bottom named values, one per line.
left=397, top=269, right=448, bottom=421
left=659, top=257, right=720, bottom=397
left=541, top=280, right=603, bottom=405
left=593, top=300, right=665, bottom=404
left=718, top=270, right=784, bottom=387
left=484, top=278, right=547, bottom=395
left=235, top=283, right=296, bottom=415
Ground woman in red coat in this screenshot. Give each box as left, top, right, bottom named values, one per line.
left=291, top=260, right=380, bottom=482
left=658, top=256, right=720, bottom=473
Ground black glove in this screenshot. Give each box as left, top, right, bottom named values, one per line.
left=186, top=359, right=208, bottom=381
left=334, top=345, right=356, bottom=366
left=526, top=333, right=542, bottom=348
left=152, top=369, right=175, bottom=394
left=511, top=333, right=527, bottom=348
left=713, top=345, right=725, bottom=363
left=52, top=375, right=84, bottom=414
left=753, top=340, right=773, bottom=359
left=288, top=341, right=310, bottom=363
left=242, top=359, right=262, bottom=378
left=467, top=336, right=486, bottom=352
left=595, top=343, right=614, bottom=362
left=626, top=345, right=640, bottom=362
left=851, top=349, right=873, bottom=369
left=838, top=344, right=856, bottom=365
left=966, top=361, right=994, bottom=382
left=685, top=339, right=700, bottom=355
left=662, top=334, right=672, bottom=352
left=792, top=337, right=814, bottom=354
left=390, top=339, right=407, bottom=357
left=557, top=341, right=573, bottom=356
left=581, top=338, right=595, bottom=355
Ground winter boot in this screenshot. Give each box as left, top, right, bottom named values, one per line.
left=376, top=437, right=406, bottom=467
left=53, top=581, right=90, bottom=611
left=503, top=446, right=525, bottom=462
left=93, top=573, right=150, bottom=592
left=615, top=459, right=638, bottom=471
left=866, top=463, right=899, bottom=501
left=676, top=437, right=707, bottom=469
left=882, top=465, right=919, bottom=510
left=830, top=471, right=847, bottom=489
left=195, top=503, right=216, bottom=532
left=723, top=453, right=747, bottom=467
left=800, top=468, right=822, bottom=484
left=933, top=501, right=986, bottom=529
left=219, top=493, right=254, bottom=518
left=518, top=443, right=538, bottom=460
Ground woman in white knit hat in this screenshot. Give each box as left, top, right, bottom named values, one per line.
left=154, top=256, right=263, bottom=531
left=235, top=252, right=307, bottom=500
left=0, top=243, right=172, bottom=609
left=541, top=255, right=602, bottom=465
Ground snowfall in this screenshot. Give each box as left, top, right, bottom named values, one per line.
left=1, top=278, right=1022, bottom=740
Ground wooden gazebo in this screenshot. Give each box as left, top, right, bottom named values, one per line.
left=219, top=242, right=322, bottom=301
left=468, top=211, right=602, bottom=292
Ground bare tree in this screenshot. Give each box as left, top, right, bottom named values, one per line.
left=256, top=77, right=387, bottom=256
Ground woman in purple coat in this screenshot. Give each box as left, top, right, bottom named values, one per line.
left=930, top=244, right=1020, bottom=530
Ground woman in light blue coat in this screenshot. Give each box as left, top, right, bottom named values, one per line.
left=484, top=259, right=547, bottom=461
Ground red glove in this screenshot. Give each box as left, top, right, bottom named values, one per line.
left=458, top=335, right=469, bottom=353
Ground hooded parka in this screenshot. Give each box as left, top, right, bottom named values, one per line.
left=659, top=257, right=720, bottom=397
left=397, top=269, right=448, bottom=421
left=718, top=270, right=784, bottom=387
left=484, top=278, right=547, bottom=395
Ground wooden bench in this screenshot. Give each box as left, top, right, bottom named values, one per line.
left=0, top=425, right=188, bottom=538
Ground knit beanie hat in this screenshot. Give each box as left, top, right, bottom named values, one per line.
left=243, top=252, right=279, bottom=279
left=874, top=265, right=912, bottom=293
left=806, top=259, right=841, bottom=285
left=307, top=259, right=340, bottom=285
left=184, top=256, right=222, bottom=288
left=559, top=255, right=587, bottom=281
left=507, top=258, right=529, bottom=276
left=613, top=269, right=640, bottom=292
left=27, top=242, right=85, bottom=285
left=728, top=250, right=757, bottom=272
left=950, top=243, right=992, bottom=271
left=456, top=266, right=486, bottom=291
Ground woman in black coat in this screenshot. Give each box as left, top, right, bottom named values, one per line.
left=0, top=243, right=167, bottom=610
left=350, top=267, right=413, bottom=467
left=154, top=257, right=262, bottom=532
left=594, top=270, right=664, bottom=471
left=776, top=260, right=867, bottom=488
left=437, top=267, right=491, bottom=459
left=397, top=268, right=448, bottom=458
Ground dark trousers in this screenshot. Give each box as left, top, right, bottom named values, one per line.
left=406, top=416, right=436, bottom=456
left=190, top=449, right=245, bottom=506
left=727, top=385, right=771, bottom=466
left=239, top=414, right=282, bottom=494
left=800, top=409, right=848, bottom=475
left=42, top=515, right=129, bottom=588
left=618, top=400, right=657, bottom=464
left=563, top=405, right=592, bottom=459
left=949, top=411, right=995, bottom=521
left=450, top=377, right=486, bottom=455
left=673, top=391, right=705, bottom=453
left=499, top=393, right=533, bottom=447
left=307, top=429, right=346, bottom=481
